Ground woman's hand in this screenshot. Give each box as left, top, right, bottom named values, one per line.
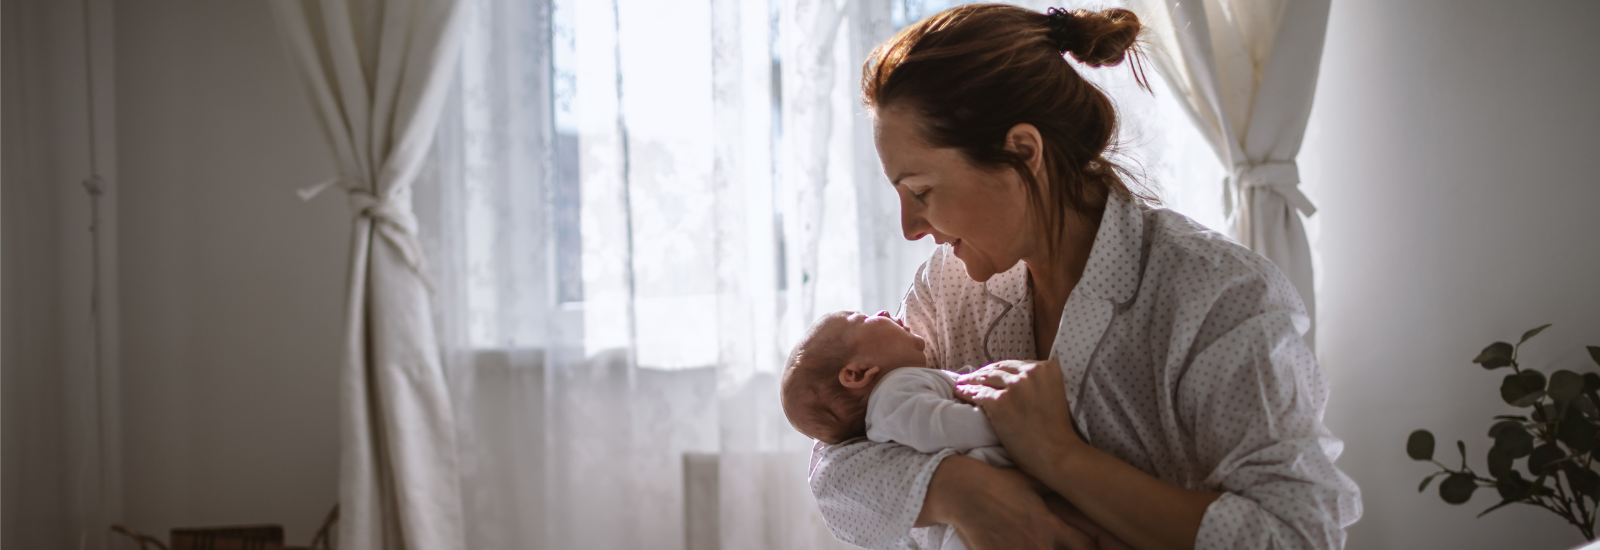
left=1043, top=495, right=1136, bottom=550
left=919, top=455, right=1097, bottom=550
left=958, top=360, right=1223, bottom=550
left=956, top=360, right=1085, bottom=474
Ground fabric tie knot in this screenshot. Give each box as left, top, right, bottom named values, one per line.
left=298, top=174, right=431, bottom=289
left=1224, top=161, right=1317, bottom=218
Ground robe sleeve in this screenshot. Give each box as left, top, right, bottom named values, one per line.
left=1181, top=309, right=1363, bottom=550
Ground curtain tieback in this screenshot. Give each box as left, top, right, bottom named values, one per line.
left=299, top=175, right=433, bottom=290
left=1224, top=161, right=1317, bottom=218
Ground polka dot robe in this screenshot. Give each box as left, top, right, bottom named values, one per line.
left=807, top=192, right=1363, bottom=549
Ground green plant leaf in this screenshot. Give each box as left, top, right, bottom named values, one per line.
left=1456, top=440, right=1467, bottom=469
left=1407, top=430, right=1435, bottom=461
left=1588, top=346, right=1600, bottom=368
left=1493, top=415, right=1530, bottom=422
left=1522, top=369, right=1547, bottom=392
left=1476, top=342, right=1515, bottom=369
left=1550, top=370, right=1584, bottom=404
left=1418, top=471, right=1446, bottom=493
left=1585, top=373, right=1600, bottom=392
left=1487, top=446, right=1513, bottom=479
left=1529, top=443, right=1567, bottom=476
left=1520, top=324, right=1553, bottom=344
left=1559, top=417, right=1600, bottom=452
left=1501, top=371, right=1547, bottom=408
left=1573, top=395, right=1600, bottom=421
left=1530, top=474, right=1556, bottom=496
left=1562, top=463, right=1600, bottom=499
left=1497, top=471, right=1530, bottom=501
left=1440, top=473, right=1477, bottom=504
left=1494, top=424, right=1535, bottom=458
left=1488, top=420, right=1523, bottom=439
left=1586, top=469, right=1600, bottom=500
left=1476, top=499, right=1517, bottom=518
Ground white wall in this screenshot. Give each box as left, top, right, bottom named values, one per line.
left=1302, top=0, right=1600, bottom=548
left=3, top=0, right=120, bottom=547
left=4, top=0, right=82, bottom=545
left=114, top=0, right=345, bottom=543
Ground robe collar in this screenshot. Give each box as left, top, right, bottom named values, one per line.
left=978, top=192, right=1147, bottom=332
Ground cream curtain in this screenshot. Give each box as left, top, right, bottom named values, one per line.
left=412, top=0, right=930, bottom=548
left=1128, top=0, right=1330, bottom=347
left=270, top=1, right=468, bottom=549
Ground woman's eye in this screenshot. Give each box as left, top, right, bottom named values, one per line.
left=912, top=187, right=930, bottom=200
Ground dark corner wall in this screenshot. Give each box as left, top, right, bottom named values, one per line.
left=5, top=0, right=350, bottom=545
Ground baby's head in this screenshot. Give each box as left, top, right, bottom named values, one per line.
left=780, top=310, right=929, bottom=444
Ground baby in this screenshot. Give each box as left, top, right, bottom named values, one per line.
left=780, top=310, right=1011, bottom=465
left=782, top=310, right=1130, bottom=550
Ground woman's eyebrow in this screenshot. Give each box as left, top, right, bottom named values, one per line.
left=891, top=172, right=918, bottom=186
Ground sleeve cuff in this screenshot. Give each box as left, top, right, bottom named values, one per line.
left=896, top=448, right=959, bottom=539
left=1195, top=492, right=1267, bottom=550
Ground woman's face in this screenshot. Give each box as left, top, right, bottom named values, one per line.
left=874, top=105, right=1035, bottom=283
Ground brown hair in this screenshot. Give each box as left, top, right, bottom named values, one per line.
left=863, top=4, right=1156, bottom=249
left=780, top=314, right=870, bottom=444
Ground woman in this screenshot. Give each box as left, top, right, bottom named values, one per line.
left=807, top=5, right=1361, bottom=550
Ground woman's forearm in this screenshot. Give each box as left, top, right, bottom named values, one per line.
left=1035, top=442, right=1221, bottom=550
left=915, top=454, right=981, bottom=527
left=916, top=454, right=1097, bottom=550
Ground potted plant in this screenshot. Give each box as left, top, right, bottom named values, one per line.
left=1407, top=324, right=1600, bottom=539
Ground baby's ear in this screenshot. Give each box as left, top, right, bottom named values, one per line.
left=838, top=363, right=881, bottom=390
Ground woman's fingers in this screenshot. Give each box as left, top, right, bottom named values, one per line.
left=957, top=371, right=1008, bottom=389
left=932, top=460, right=1087, bottom=550
left=988, top=360, right=1026, bottom=374
left=959, top=360, right=1036, bottom=381
left=1051, top=521, right=1097, bottom=550
left=956, top=383, right=1003, bottom=403
left=957, top=360, right=1038, bottom=390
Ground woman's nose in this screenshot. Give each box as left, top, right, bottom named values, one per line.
left=900, top=198, right=930, bottom=241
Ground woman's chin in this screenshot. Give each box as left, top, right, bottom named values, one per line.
left=961, top=263, right=997, bottom=283
left=951, top=246, right=998, bottom=282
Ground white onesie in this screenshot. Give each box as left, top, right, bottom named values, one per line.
left=863, top=367, right=1012, bottom=550
left=864, top=367, right=1011, bottom=468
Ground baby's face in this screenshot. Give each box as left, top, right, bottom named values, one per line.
left=831, top=310, right=927, bottom=369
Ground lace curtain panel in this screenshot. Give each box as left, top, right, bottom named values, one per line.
left=414, top=0, right=1224, bottom=548
left=417, top=0, right=925, bottom=547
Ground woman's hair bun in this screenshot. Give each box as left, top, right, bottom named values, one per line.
left=1045, top=7, right=1142, bottom=67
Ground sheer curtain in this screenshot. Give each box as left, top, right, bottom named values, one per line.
left=415, top=0, right=927, bottom=547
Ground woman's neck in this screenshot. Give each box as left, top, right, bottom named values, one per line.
left=1023, top=208, right=1100, bottom=344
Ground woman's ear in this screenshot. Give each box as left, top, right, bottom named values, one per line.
left=839, top=363, right=882, bottom=390
left=1005, top=123, right=1046, bottom=183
